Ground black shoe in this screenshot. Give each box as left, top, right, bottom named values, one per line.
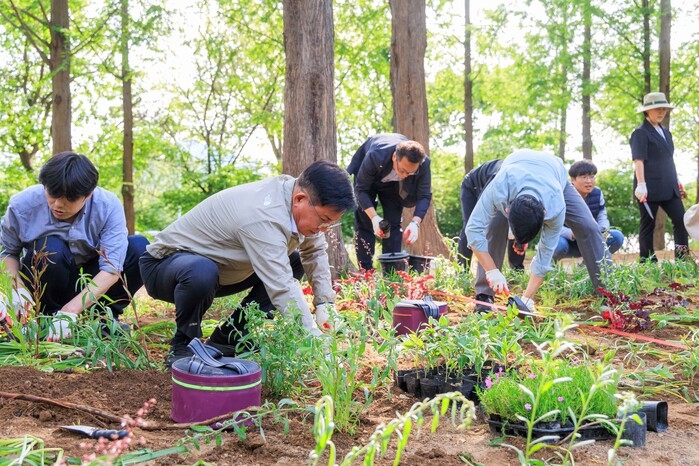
left=474, top=294, right=495, bottom=314
left=205, top=327, right=238, bottom=357
left=165, top=335, right=194, bottom=369
left=165, top=345, right=193, bottom=369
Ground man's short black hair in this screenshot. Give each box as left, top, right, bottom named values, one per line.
left=568, top=160, right=598, bottom=178
left=395, top=140, right=427, bottom=164
left=297, top=160, right=356, bottom=213
left=38, top=151, right=99, bottom=201
left=509, top=194, right=544, bottom=245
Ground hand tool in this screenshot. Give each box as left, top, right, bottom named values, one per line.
left=642, top=201, right=654, bottom=220
left=60, top=425, right=128, bottom=440
left=0, top=318, right=18, bottom=342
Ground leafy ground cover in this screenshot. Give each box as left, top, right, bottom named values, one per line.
left=2, top=251, right=699, bottom=465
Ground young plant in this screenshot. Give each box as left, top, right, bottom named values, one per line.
left=309, top=392, right=476, bottom=466
left=236, top=305, right=318, bottom=398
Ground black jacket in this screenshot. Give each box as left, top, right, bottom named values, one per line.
left=630, top=119, right=679, bottom=202
left=347, top=133, right=432, bottom=219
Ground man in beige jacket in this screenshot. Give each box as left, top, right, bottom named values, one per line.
left=140, top=160, right=356, bottom=367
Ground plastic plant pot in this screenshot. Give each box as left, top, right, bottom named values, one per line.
left=640, top=400, right=668, bottom=432
left=419, top=376, right=440, bottom=399
left=378, top=252, right=409, bottom=276
left=621, top=411, right=647, bottom=447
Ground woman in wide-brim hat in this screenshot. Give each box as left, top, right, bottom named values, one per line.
left=629, top=91, right=689, bottom=262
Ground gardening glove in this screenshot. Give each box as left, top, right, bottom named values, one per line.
left=315, top=302, right=343, bottom=332
left=371, top=215, right=386, bottom=238
left=0, top=288, right=34, bottom=322
left=403, top=220, right=419, bottom=245
left=519, top=296, right=536, bottom=313
left=634, top=183, right=647, bottom=202
left=46, top=311, right=77, bottom=342
left=485, top=269, right=509, bottom=296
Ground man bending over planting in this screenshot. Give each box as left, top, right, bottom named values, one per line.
left=465, top=149, right=611, bottom=313
left=140, top=160, right=356, bottom=368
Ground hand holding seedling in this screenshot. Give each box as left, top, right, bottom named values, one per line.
left=46, top=311, right=77, bottom=341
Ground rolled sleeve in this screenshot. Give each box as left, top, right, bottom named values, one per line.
left=239, top=226, right=319, bottom=334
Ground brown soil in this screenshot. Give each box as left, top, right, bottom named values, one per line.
left=2, top=251, right=699, bottom=465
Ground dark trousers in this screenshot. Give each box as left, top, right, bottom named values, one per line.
left=638, top=195, right=688, bottom=261
left=354, top=182, right=404, bottom=270
left=139, top=251, right=305, bottom=343
left=20, top=235, right=149, bottom=317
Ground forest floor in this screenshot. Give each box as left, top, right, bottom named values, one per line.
left=2, top=251, right=699, bottom=465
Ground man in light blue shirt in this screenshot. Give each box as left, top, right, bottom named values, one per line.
left=466, top=149, right=611, bottom=312
left=0, top=152, right=148, bottom=340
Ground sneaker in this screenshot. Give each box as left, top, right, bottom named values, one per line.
left=474, top=294, right=495, bottom=314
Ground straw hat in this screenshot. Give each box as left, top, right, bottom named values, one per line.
left=685, top=204, right=699, bottom=242
left=636, top=92, right=675, bottom=113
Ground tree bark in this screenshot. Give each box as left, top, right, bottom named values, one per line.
left=582, top=0, right=592, bottom=160
left=389, top=0, right=448, bottom=259
left=653, top=0, right=672, bottom=250
left=50, top=0, right=72, bottom=153
left=463, top=0, right=474, bottom=173
left=282, top=0, right=350, bottom=278
left=121, top=0, right=135, bottom=234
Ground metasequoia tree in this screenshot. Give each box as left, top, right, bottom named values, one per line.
left=389, top=0, right=448, bottom=258
left=4, top=0, right=72, bottom=154
left=463, top=0, right=474, bottom=173
left=282, top=0, right=351, bottom=277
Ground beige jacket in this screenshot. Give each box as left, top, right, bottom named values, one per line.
left=147, top=175, right=335, bottom=334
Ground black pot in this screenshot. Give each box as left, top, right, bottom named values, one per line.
left=394, top=369, right=413, bottom=392
left=419, top=376, right=440, bottom=399
left=404, top=369, right=425, bottom=397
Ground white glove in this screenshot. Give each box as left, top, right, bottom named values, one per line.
left=634, top=183, right=647, bottom=202
left=485, top=269, right=509, bottom=295
left=46, top=311, right=77, bottom=342
left=0, top=288, right=34, bottom=321
left=403, top=221, right=419, bottom=245
left=520, top=296, right=536, bottom=312
left=315, top=302, right=344, bottom=332
left=371, top=215, right=386, bottom=238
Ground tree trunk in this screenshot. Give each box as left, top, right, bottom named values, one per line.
left=463, top=0, right=474, bottom=174
left=582, top=0, right=592, bottom=160
left=653, top=0, right=672, bottom=251
left=389, top=0, right=448, bottom=259
left=282, top=0, right=350, bottom=278
left=121, top=0, right=135, bottom=234
left=50, top=0, right=71, bottom=153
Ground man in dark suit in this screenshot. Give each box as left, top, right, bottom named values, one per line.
left=630, top=92, right=688, bottom=262
left=346, top=133, right=432, bottom=270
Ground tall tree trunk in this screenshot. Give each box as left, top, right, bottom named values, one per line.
left=653, top=0, right=672, bottom=250
left=50, top=0, right=71, bottom=153
left=463, top=0, right=474, bottom=173
left=389, top=0, right=448, bottom=259
left=121, top=0, right=135, bottom=234
left=283, top=0, right=349, bottom=278
left=581, top=0, right=592, bottom=160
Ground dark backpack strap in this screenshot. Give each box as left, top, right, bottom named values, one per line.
left=187, top=338, right=249, bottom=374
left=417, top=295, right=441, bottom=320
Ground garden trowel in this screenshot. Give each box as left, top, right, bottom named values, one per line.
left=60, top=425, right=128, bottom=440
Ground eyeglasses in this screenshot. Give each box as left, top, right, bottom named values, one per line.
left=304, top=190, right=342, bottom=229
left=576, top=175, right=596, bottom=181
left=393, top=156, right=420, bottom=177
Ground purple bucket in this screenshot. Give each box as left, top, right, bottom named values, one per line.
left=171, top=358, right=262, bottom=427
left=392, top=299, right=448, bottom=335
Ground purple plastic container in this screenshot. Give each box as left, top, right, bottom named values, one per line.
left=171, top=358, right=262, bottom=427
left=392, top=299, right=448, bottom=335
